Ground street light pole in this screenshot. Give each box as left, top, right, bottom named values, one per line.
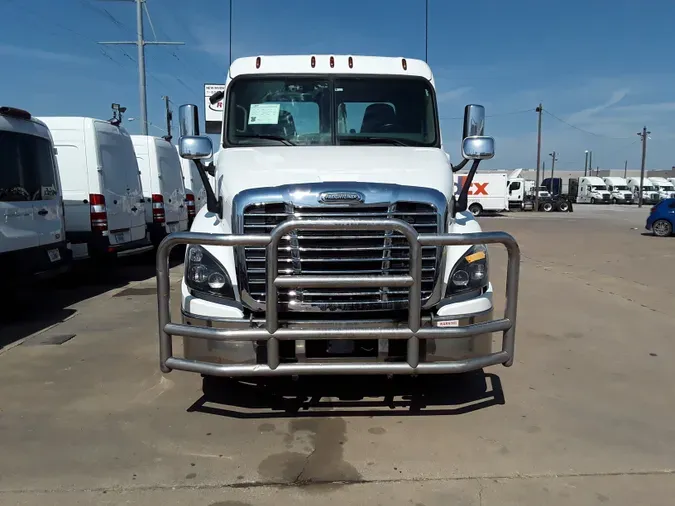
left=584, top=150, right=589, bottom=176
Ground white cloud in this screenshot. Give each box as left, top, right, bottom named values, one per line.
left=566, top=88, right=630, bottom=124
left=436, top=87, right=472, bottom=103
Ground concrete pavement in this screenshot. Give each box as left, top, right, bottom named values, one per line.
left=0, top=208, right=673, bottom=505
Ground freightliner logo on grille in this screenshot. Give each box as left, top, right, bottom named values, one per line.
left=318, top=191, right=365, bottom=204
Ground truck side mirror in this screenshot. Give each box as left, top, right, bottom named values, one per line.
left=177, top=104, right=220, bottom=216
left=462, top=136, right=495, bottom=160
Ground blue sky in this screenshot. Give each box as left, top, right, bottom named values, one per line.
left=2, top=0, right=674, bottom=170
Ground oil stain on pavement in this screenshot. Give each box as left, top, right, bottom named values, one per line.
left=258, top=417, right=362, bottom=484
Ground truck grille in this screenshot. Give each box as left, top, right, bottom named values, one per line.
left=602, top=194, right=610, bottom=201
left=239, top=202, right=441, bottom=312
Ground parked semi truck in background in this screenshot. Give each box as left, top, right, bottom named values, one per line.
left=648, top=177, right=675, bottom=200
left=602, top=177, right=633, bottom=204
left=627, top=177, right=659, bottom=204
left=155, top=55, right=521, bottom=391
left=568, top=176, right=611, bottom=204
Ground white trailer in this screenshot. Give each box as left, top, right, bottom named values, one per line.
left=454, top=173, right=509, bottom=216
left=602, top=177, right=633, bottom=204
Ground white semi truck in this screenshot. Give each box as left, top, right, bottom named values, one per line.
left=627, top=177, right=659, bottom=204
left=568, top=176, right=611, bottom=204
left=602, top=177, right=633, bottom=204
left=155, top=55, right=520, bottom=390
left=648, top=177, right=675, bottom=200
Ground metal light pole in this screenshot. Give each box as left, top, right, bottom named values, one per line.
left=584, top=150, right=589, bottom=176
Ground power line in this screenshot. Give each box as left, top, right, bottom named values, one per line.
left=99, top=0, right=185, bottom=135
left=543, top=109, right=632, bottom=140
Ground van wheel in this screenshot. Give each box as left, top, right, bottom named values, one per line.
left=556, top=200, right=570, bottom=212
left=652, top=219, right=673, bottom=237
left=540, top=202, right=554, bottom=212
left=468, top=203, right=483, bottom=217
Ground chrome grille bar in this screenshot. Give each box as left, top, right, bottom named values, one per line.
left=241, top=202, right=440, bottom=311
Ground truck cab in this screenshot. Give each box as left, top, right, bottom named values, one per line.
left=155, top=55, right=520, bottom=385
left=576, top=176, right=611, bottom=204
left=647, top=177, right=675, bottom=201
left=602, top=177, right=633, bottom=204
left=627, top=177, right=659, bottom=204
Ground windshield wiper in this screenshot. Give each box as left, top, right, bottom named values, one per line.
left=235, top=134, right=295, bottom=146
left=338, top=136, right=414, bottom=146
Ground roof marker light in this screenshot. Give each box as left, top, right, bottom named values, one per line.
left=255, top=56, right=261, bottom=69
left=348, top=56, right=353, bottom=68
left=402, top=58, right=407, bottom=71
left=330, top=56, right=334, bottom=68
left=311, top=56, right=316, bottom=68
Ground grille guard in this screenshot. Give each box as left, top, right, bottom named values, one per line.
left=156, top=218, right=521, bottom=376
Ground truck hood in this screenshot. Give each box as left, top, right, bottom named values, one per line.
left=215, top=146, right=454, bottom=201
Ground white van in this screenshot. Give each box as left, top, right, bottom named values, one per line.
left=176, top=145, right=205, bottom=225
left=0, top=106, right=71, bottom=282
left=131, top=135, right=189, bottom=245
left=39, top=117, right=150, bottom=260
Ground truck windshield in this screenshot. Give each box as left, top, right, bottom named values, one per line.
left=224, top=76, right=439, bottom=147
left=643, top=186, right=655, bottom=191
left=591, top=185, right=607, bottom=190
left=614, top=185, right=629, bottom=190
left=659, top=184, right=674, bottom=190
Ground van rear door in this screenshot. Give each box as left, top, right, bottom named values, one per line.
left=95, top=121, right=135, bottom=245
left=116, top=127, right=146, bottom=243
left=155, top=139, right=188, bottom=231
left=0, top=130, right=40, bottom=253
left=31, top=135, right=64, bottom=251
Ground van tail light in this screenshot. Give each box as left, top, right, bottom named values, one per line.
left=89, top=193, right=108, bottom=233
left=185, top=194, right=196, bottom=219
left=152, top=194, right=166, bottom=223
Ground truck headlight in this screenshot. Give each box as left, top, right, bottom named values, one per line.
left=185, top=245, right=235, bottom=299
left=445, top=244, right=489, bottom=296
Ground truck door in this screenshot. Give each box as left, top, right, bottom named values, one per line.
left=508, top=180, right=522, bottom=202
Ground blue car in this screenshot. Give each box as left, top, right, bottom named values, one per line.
left=645, top=198, right=675, bottom=237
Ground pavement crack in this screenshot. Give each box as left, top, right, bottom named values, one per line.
left=294, top=447, right=317, bottom=484
left=3, top=468, right=675, bottom=495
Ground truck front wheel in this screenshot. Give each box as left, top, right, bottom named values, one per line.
left=468, top=203, right=483, bottom=217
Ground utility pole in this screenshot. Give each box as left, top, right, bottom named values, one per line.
left=584, top=150, right=589, bottom=176
left=162, top=95, right=172, bottom=142
left=549, top=151, right=558, bottom=179
left=535, top=103, right=543, bottom=211
left=424, top=0, right=429, bottom=62
left=637, top=126, right=651, bottom=208
left=624, top=160, right=628, bottom=179
left=99, top=0, right=184, bottom=135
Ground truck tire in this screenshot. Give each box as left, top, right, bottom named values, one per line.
left=652, top=219, right=673, bottom=237
left=468, top=203, right=483, bottom=217
left=590, top=197, right=596, bottom=204
left=556, top=200, right=570, bottom=212
left=540, top=202, right=553, bottom=212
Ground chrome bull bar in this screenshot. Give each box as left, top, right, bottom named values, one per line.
left=156, top=219, right=520, bottom=376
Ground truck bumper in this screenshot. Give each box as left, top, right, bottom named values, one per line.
left=180, top=283, right=495, bottom=367
left=157, top=220, right=520, bottom=377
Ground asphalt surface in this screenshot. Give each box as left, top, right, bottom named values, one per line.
left=1, top=204, right=673, bottom=505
